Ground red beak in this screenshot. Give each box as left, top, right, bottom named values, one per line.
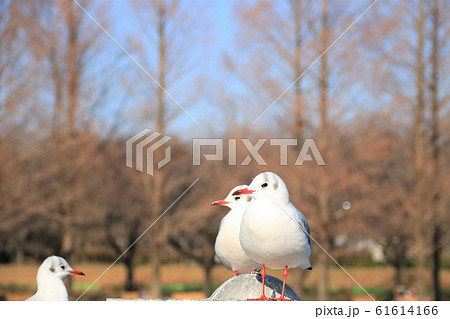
left=69, top=270, right=85, bottom=276
left=232, top=188, right=254, bottom=196
left=211, top=200, right=230, bottom=206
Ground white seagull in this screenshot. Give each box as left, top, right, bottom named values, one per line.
left=234, top=172, right=311, bottom=300
left=26, top=255, right=85, bottom=301
left=212, top=185, right=262, bottom=277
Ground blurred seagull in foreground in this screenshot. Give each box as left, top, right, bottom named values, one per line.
left=212, top=185, right=262, bottom=277
left=234, top=172, right=311, bottom=301
left=26, top=256, right=85, bottom=301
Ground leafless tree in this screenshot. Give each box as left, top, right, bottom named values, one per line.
left=361, top=0, right=450, bottom=300
left=128, top=0, right=206, bottom=297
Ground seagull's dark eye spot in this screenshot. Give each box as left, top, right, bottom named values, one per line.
left=234, top=196, right=240, bottom=201
left=60, top=265, right=65, bottom=270
left=261, top=183, right=268, bottom=188
left=49, top=266, right=55, bottom=272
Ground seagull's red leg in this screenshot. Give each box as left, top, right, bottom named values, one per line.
left=248, top=265, right=270, bottom=300
left=272, top=266, right=293, bottom=301
left=233, top=270, right=237, bottom=277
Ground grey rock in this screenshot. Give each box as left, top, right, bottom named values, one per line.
left=209, top=273, right=300, bottom=301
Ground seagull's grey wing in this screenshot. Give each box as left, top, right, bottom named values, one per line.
left=304, top=217, right=311, bottom=247
left=296, top=210, right=311, bottom=247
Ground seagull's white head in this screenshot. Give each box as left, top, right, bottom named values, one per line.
left=211, top=185, right=253, bottom=209
left=38, top=256, right=85, bottom=281
left=233, top=172, right=290, bottom=204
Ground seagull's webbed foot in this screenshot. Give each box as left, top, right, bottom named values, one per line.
left=270, top=296, right=294, bottom=301
left=247, top=264, right=270, bottom=301
left=247, top=294, right=271, bottom=301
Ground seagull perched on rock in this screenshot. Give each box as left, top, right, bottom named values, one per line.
left=212, top=185, right=262, bottom=277
left=26, top=256, right=85, bottom=301
left=234, top=172, right=311, bottom=301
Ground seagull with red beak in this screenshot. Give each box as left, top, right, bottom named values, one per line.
left=27, top=256, right=85, bottom=301
left=234, top=172, right=311, bottom=301
left=212, top=185, right=262, bottom=277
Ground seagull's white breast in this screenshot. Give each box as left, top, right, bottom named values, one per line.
left=239, top=198, right=311, bottom=270
left=215, top=207, right=262, bottom=273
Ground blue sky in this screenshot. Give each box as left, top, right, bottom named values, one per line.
left=4, top=0, right=419, bottom=140
left=103, top=0, right=240, bottom=138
